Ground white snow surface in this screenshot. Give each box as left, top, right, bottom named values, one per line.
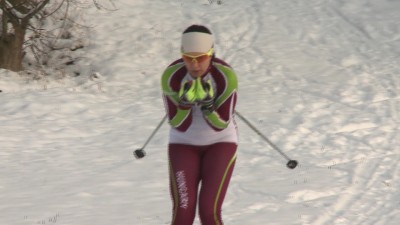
left=1, top=0, right=400, bottom=224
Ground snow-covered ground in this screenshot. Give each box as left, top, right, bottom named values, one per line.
left=1, top=0, right=400, bottom=224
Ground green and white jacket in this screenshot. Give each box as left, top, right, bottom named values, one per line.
left=161, top=57, right=238, bottom=145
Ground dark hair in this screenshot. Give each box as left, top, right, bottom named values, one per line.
left=183, top=25, right=212, bottom=34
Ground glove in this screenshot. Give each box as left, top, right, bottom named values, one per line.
left=178, top=80, right=196, bottom=108
left=200, top=98, right=215, bottom=115
left=195, top=78, right=215, bottom=114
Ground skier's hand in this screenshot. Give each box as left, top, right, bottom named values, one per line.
left=195, top=78, right=214, bottom=102
left=178, top=80, right=196, bottom=109
left=196, top=79, right=215, bottom=114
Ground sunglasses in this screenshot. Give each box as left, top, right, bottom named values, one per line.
left=181, top=48, right=214, bottom=63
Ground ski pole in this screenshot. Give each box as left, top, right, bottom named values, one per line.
left=133, top=115, right=168, bottom=159
left=235, top=111, right=298, bottom=169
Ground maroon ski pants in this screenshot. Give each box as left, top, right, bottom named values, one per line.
left=168, top=142, right=237, bottom=225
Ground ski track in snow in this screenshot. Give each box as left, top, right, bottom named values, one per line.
left=1, top=0, right=400, bottom=224
left=225, top=1, right=400, bottom=224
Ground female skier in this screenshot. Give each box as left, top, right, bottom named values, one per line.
left=161, top=24, right=238, bottom=225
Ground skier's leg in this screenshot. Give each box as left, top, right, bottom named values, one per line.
left=169, top=144, right=201, bottom=225
left=198, top=143, right=237, bottom=225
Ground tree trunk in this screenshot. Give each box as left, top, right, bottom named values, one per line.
left=0, top=0, right=50, bottom=72
left=0, top=22, right=26, bottom=72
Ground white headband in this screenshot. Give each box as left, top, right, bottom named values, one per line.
left=181, top=32, right=214, bottom=53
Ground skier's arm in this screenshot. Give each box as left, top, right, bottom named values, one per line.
left=161, top=63, right=192, bottom=131
left=203, top=64, right=238, bottom=131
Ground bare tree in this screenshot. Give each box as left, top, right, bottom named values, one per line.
left=0, top=0, right=51, bottom=71
left=24, top=0, right=89, bottom=77
left=0, top=0, right=112, bottom=73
